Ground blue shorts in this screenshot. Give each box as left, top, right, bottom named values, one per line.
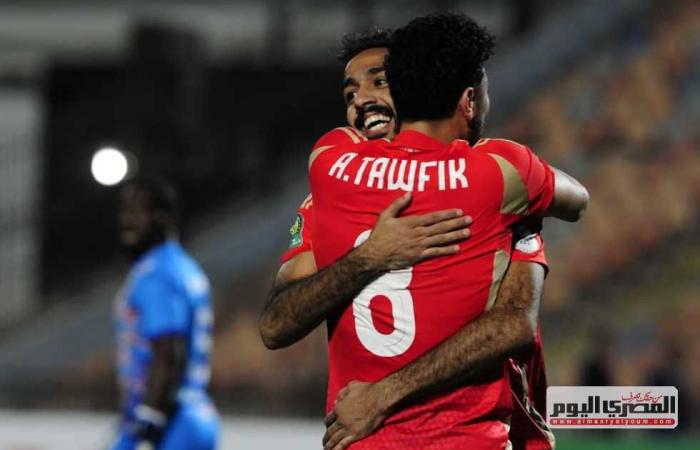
left=111, top=399, right=220, bottom=450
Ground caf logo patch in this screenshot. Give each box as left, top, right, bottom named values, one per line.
left=288, top=213, right=304, bottom=249
left=515, top=234, right=540, bottom=254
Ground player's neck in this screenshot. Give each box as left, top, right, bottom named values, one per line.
left=400, top=118, right=462, bottom=145
left=126, top=230, right=178, bottom=261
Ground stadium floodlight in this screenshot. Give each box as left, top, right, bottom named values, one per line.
left=91, top=147, right=129, bottom=186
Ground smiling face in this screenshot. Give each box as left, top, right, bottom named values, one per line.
left=342, top=47, right=397, bottom=140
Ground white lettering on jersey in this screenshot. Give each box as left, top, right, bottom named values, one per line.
left=438, top=160, right=446, bottom=190
left=367, top=158, right=390, bottom=189
left=417, top=161, right=437, bottom=192
left=329, top=152, right=358, bottom=180
left=329, top=153, right=468, bottom=192
left=449, top=158, right=468, bottom=189
left=354, top=157, right=375, bottom=185
left=353, top=230, right=415, bottom=357
left=387, top=159, right=417, bottom=191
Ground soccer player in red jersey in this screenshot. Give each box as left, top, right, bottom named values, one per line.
left=309, top=13, right=587, bottom=449
left=262, top=29, right=561, bottom=449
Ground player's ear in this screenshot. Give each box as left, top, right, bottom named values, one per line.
left=458, top=87, right=476, bottom=121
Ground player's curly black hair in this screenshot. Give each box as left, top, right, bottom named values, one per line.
left=386, top=13, right=495, bottom=121
left=337, top=28, right=393, bottom=65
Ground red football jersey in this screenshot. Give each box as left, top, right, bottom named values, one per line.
left=281, top=201, right=553, bottom=449
left=284, top=128, right=554, bottom=449
left=309, top=130, right=555, bottom=449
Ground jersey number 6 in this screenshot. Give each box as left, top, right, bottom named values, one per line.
left=352, top=230, right=416, bottom=357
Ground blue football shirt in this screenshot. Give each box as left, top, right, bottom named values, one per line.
left=114, top=240, right=213, bottom=413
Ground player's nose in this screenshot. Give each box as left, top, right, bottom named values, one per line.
left=354, top=86, right=378, bottom=110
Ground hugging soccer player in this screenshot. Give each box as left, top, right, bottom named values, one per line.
left=262, top=15, right=587, bottom=450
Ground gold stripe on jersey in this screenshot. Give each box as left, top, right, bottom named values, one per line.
left=309, top=145, right=335, bottom=169
left=473, top=138, right=490, bottom=147
left=339, top=127, right=362, bottom=144
left=300, top=194, right=313, bottom=209
left=349, top=126, right=368, bottom=142
left=510, top=362, right=556, bottom=449
left=485, top=249, right=509, bottom=311
left=489, top=153, right=529, bottom=215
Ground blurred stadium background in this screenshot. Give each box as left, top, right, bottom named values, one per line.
left=0, top=0, right=699, bottom=448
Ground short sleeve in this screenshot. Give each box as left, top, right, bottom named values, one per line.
left=132, top=273, right=189, bottom=339
left=281, top=196, right=314, bottom=263
left=526, top=153, right=556, bottom=215
left=486, top=139, right=555, bottom=217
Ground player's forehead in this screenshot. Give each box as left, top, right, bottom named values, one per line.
left=120, top=186, right=151, bottom=209
left=343, top=47, right=389, bottom=85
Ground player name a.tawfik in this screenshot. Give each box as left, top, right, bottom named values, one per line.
left=328, top=152, right=469, bottom=192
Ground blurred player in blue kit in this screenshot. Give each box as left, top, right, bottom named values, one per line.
left=111, top=178, right=220, bottom=450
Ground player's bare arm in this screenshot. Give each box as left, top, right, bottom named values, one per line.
left=547, top=168, right=589, bottom=222
left=131, top=335, right=188, bottom=442
left=276, top=250, right=317, bottom=284
left=260, top=192, right=472, bottom=349
left=142, top=335, right=188, bottom=411
left=323, top=261, right=544, bottom=450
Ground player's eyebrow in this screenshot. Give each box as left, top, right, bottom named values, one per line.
left=367, top=66, right=385, bottom=75
left=343, top=76, right=359, bottom=88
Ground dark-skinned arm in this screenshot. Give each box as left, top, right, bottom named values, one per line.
left=323, top=261, right=544, bottom=450
left=260, top=192, right=472, bottom=350
left=380, top=261, right=543, bottom=403
left=128, top=335, right=187, bottom=443
left=547, top=167, right=589, bottom=222
left=142, top=335, right=188, bottom=412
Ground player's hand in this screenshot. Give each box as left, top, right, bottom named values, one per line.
left=355, top=191, right=472, bottom=271
left=124, top=404, right=167, bottom=445
left=323, top=381, right=391, bottom=450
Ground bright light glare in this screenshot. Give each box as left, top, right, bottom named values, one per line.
left=91, top=147, right=128, bottom=186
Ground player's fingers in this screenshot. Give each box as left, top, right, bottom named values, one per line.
left=410, top=208, right=463, bottom=227
left=422, top=216, right=472, bottom=236
left=323, top=421, right=342, bottom=446
left=324, top=411, right=337, bottom=427
left=324, top=426, right=349, bottom=450
left=422, top=229, right=471, bottom=248
left=420, top=245, right=461, bottom=260
left=380, top=191, right=412, bottom=218
left=332, top=435, right=358, bottom=450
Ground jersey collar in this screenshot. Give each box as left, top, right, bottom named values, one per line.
left=133, top=239, right=178, bottom=266
left=391, top=130, right=469, bottom=153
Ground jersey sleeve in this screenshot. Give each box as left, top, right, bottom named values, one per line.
left=526, top=152, right=555, bottom=215
left=131, top=272, right=189, bottom=339
left=281, top=195, right=314, bottom=263
left=485, top=139, right=555, bottom=217
left=312, top=126, right=367, bottom=151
